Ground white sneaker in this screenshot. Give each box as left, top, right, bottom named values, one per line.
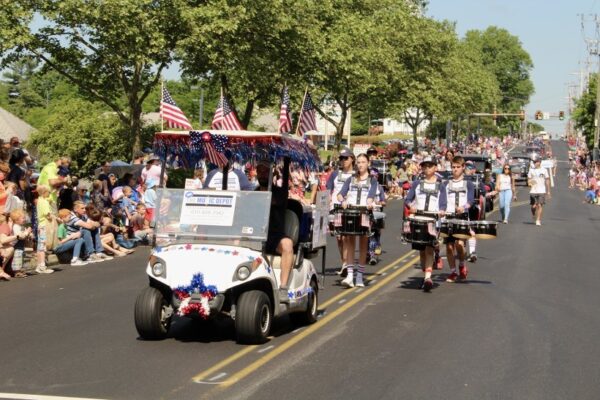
left=70, top=258, right=88, bottom=266
left=88, top=254, right=104, bottom=263
left=96, top=252, right=113, bottom=261
left=341, top=274, right=354, bottom=288
left=503, top=220, right=508, bottom=224
left=35, top=266, right=54, bottom=274
left=535, top=220, right=541, bottom=226
left=355, top=273, right=365, bottom=287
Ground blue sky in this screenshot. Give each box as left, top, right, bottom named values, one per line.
left=427, top=0, right=600, bottom=135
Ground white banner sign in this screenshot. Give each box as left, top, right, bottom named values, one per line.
left=179, top=190, right=237, bottom=226
left=353, top=143, right=371, bottom=156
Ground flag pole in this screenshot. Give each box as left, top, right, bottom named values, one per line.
left=295, top=86, right=308, bottom=137
left=160, top=79, right=164, bottom=132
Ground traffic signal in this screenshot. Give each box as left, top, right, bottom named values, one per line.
left=559, top=111, right=565, bottom=120
left=535, top=111, right=542, bottom=120
left=519, top=110, right=525, bottom=121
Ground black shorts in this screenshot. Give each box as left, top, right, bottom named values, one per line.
left=265, top=232, right=290, bottom=254
left=412, top=243, right=435, bottom=251
left=530, top=194, right=545, bottom=206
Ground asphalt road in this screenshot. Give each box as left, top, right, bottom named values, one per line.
left=2, top=141, right=600, bottom=400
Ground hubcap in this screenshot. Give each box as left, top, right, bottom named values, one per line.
left=260, top=305, right=270, bottom=334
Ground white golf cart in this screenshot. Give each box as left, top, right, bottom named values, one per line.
left=134, top=130, right=326, bottom=344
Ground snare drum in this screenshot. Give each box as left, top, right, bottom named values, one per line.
left=402, top=216, right=437, bottom=245
left=372, top=211, right=386, bottom=230
left=472, top=220, right=498, bottom=239
left=439, top=220, right=451, bottom=238
left=333, top=207, right=373, bottom=236
left=449, top=219, right=471, bottom=239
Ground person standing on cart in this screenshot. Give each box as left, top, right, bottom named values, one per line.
left=326, top=148, right=355, bottom=276
left=404, top=156, right=447, bottom=292
left=256, top=160, right=294, bottom=303
left=444, top=156, right=475, bottom=282
left=337, top=154, right=378, bottom=288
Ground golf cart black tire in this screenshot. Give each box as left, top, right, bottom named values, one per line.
left=134, top=287, right=171, bottom=340
left=235, top=290, right=272, bottom=344
left=290, top=280, right=319, bottom=326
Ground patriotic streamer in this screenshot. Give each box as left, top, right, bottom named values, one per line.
left=173, top=273, right=218, bottom=319
left=190, top=131, right=228, bottom=168
left=153, top=133, right=321, bottom=170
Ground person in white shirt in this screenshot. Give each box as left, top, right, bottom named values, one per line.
left=528, top=158, right=551, bottom=226
left=497, top=164, right=517, bottom=223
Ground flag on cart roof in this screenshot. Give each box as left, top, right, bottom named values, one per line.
left=278, top=86, right=293, bottom=134
left=160, top=87, right=193, bottom=130
left=297, top=91, right=317, bottom=136
left=212, top=92, right=243, bottom=130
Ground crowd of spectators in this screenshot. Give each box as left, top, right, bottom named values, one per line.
left=567, top=140, right=600, bottom=204
left=0, top=144, right=166, bottom=282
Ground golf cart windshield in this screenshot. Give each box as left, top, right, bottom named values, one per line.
left=154, top=188, right=272, bottom=248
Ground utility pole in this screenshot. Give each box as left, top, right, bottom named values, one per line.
left=580, top=13, right=600, bottom=160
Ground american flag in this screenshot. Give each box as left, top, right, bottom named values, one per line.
left=297, top=91, right=317, bottom=136
left=161, top=87, right=192, bottom=130
left=212, top=93, right=243, bottom=130
left=278, top=86, right=292, bottom=134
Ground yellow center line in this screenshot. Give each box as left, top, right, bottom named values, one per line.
left=218, top=254, right=421, bottom=388
left=191, top=249, right=415, bottom=383
left=320, top=250, right=416, bottom=309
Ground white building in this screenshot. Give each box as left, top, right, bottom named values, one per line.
left=372, top=109, right=429, bottom=135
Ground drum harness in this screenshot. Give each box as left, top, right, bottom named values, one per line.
left=447, top=179, right=468, bottom=216
left=418, top=181, right=441, bottom=213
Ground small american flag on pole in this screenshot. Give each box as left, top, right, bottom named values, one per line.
left=297, top=91, right=318, bottom=136
left=278, top=86, right=292, bottom=134
left=212, top=92, right=243, bottom=130
left=161, top=87, right=193, bottom=130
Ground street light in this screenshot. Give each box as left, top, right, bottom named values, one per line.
left=190, top=85, right=205, bottom=128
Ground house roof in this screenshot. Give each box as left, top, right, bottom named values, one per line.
left=0, top=106, right=35, bottom=142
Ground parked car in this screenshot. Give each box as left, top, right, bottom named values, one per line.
left=462, top=154, right=492, bottom=174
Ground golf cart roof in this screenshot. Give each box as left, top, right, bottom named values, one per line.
left=153, top=130, right=321, bottom=170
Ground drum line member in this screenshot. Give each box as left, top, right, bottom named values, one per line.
left=444, top=156, right=475, bottom=282
left=368, top=174, right=386, bottom=266
left=528, top=157, right=551, bottom=226
left=404, top=156, right=447, bottom=292
left=326, top=148, right=355, bottom=275
left=464, top=162, right=485, bottom=263
left=337, top=153, right=378, bottom=288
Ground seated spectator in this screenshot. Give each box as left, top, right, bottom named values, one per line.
left=0, top=214, right=16, bottom=280
left=10, top=209, right=32, bottom=277
left=120, top=186, right=137, bottom=223
left=35, top=185, right=55, bottom=274
left=54, top=209, right=87, bottom=266
left=68, top=201, right=113, bottom=263
left=131, top=203, right=154, bottom=244
left=100, top=216, right=135, bottom=257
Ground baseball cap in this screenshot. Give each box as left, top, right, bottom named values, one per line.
left=420, top=156, right=436, bottom=165
left=367, top=146, right=378, bottom=154
left=339, top=148, right=355, bottom=158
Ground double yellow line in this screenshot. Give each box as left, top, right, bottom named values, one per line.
left=192, top=250, right=419, bottom=387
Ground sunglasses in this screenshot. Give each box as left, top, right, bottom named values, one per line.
left=503, top=167, right=510, bottom=170
left=339, top=156, right=349, bottom=161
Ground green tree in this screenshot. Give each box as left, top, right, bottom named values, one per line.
left=572, top=73, right=597, bottom=147
left=29, top=98, right=129, bottom=177
left=0, top=0, right=191, bottom=155
left=463, top=27, right=534, bottom=115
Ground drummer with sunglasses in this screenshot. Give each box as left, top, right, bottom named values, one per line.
left=404, top=156, right=447, bottom=292
left=444, top=156, right=475, bottom=283
left=326, top=148, right=356, bottom=276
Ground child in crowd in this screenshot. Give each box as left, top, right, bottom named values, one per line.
left=100, top=216, right=135, bottom=257
left=120, top=186, right=137, bottom=224
left=131, top=203, right=154, bottom=243
left=54, top=208, right=87, bottom=266
left=10, top=209, right=32, bottom=277
left=3, top=181, right=23, bottom=215
left=68, top=201, right=112, bottom=263
left=35, top=185, right=55, bottom=274
left=142, top=180, right=158, bottom=222
left=90, top=180, right=110, bottom=212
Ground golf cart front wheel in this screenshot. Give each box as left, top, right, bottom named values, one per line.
left=235, top=290, right=272, bottom=344
left=134, top=287, right=172, bottom=340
